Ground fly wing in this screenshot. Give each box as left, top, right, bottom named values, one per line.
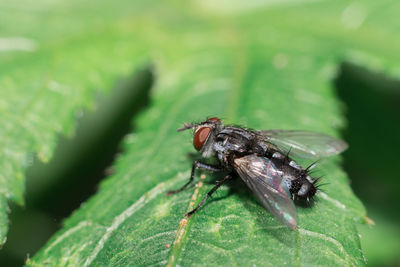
left=234, top=154, right=298, bottom=229
left=257, top=130, right=348, bottom=159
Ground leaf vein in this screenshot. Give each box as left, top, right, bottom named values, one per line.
left=166, top=178, right=206, bottom=267
left=298, top=228, right=350, bottom=263
left=318, top=192, right=347, bottom=210
left=83, top=174, right=186, bottom=266
left=44, top=220, right=92, bottom=255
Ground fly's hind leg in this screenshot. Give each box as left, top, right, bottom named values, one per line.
left=185, top=174, right=232, bottom=217
left=166, top=160, right=223, bottom=196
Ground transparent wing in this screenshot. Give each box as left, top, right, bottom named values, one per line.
left=234, top=154, right=298, bottom=229
left=257, top=130, right=348, bottom=159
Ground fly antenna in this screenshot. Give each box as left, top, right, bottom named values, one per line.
left=177, top=123, right=195, bottom=132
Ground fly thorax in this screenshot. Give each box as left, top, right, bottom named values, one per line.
left=213, top=141, right=230, bottom=165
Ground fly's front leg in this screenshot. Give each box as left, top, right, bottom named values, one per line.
left=185, top=174, right=232, bottom=217
left=166, top=160, right=223, bottom=196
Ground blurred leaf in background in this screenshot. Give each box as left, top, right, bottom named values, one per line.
left=0, top=0, right=399, bottom=266
left=0, top=0, right=154, bottom=246
left=336, top=62, right=400, bottom=266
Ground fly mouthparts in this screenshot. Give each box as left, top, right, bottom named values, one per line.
left=177, top=123, right=195, bottom=132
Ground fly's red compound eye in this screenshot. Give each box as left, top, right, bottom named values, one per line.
left=193, top=127, right=211, bottom=151
left=208, top=117, right=220, bottom=122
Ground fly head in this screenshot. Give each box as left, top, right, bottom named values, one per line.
left=178, top=117, right=223, bottom=158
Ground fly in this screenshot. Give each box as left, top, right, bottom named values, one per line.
left=167, top=117, right=348, bottom=230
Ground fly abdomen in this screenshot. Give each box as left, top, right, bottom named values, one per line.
left=269, top=151, right=317, bottom=201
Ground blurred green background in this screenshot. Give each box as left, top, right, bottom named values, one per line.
left=0, top=0, right=399, bottom=266
left=336, top=62, right=400, bottom=266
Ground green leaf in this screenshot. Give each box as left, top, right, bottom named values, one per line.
left=0, top=0, right=152, bottom=244
left=2, top=0, right=399, bottom=265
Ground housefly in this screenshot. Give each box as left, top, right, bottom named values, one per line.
left=167, top=117, right=348, bottom=229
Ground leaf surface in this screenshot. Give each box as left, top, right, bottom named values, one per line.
left=0, top=0, right=153, bottom=244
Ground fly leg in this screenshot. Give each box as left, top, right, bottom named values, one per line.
left=185, top=174, right=232, bottom=217
left=166, top=160, right=223, bottom=195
